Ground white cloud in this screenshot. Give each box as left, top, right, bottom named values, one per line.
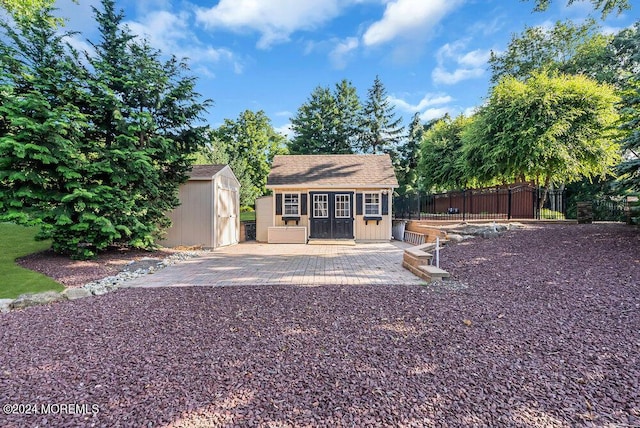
left=363, top=0, right=463, bottom=46
left=275, top=123, right=294, bottom=139
left=125, top=11, right=190, bottom=53
left=63, top=35, right=96, bottom=58
left=470, top=16, right=505, bottom=36
left=432, top=40, right=490, bottom=85
left=389, top=93, right=453, bottom=113
left=329, top=37, right=359, bottom=69
left=420, top=107, right=451, bottom=121
left=124, top=10, right=244, bottom=74
left=196, top=0, right=344, bottom=49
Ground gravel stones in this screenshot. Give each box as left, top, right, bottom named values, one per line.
left=81, top=251, right=202, bottom=296
left=0, top=223, right=638, bottom=427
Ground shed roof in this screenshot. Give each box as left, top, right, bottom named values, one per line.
left=188, top=164, right=227, bottom=179
left=267, top=154, right=398, bottom=188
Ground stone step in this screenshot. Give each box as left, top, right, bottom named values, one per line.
left=402, top=251, right=433, bottom=269
left=418, top=265, right=451, bottom=281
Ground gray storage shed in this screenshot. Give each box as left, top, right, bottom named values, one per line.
left=162, top=164, right=240, bottom=249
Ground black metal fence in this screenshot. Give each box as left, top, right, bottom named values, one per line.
left=393, top=185, right=566, bottom=221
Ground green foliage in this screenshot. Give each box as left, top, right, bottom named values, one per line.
left=0, top=0, right=209, bottom=259
left=396, top=113, right=429, bottom=193
left=489, top=20, right=614, bottom=85
left=461, top=72, right=620, bottom=188
left=359, top=75, right=404, bottom=154
left=289, top=79, right=361, bottom=155
left=539, top=208, right=566, bottom=220
left=206, top=110, right=286, bottom=205
left=617, top=77, right=640, bottom=193
left=0, top=223, right=63, bottom=299
left=240, top=211, right=256, bottom=222
left=528, top=0, right=630, bottom=18
left=418, top=115, right=472, bottom=192
left=627, top=195, right=640, bottom=224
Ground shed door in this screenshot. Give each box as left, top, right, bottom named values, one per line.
left=309, top=192, right=354, bottom=239
left=217, top=186, right=238, bottom=247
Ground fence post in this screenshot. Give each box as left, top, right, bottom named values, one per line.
left=508, top=188, right=512, bottom=220
left=462, top=190, right=467, bottom=221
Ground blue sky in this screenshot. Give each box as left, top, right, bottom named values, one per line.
left=54, top=0, right=639, bottom=138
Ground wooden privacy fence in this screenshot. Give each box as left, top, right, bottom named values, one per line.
left=394, top=184, right=566, bottom=221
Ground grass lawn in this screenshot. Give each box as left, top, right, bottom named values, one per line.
left=240, top=211, right=256, bottom=222
left=0, top=223, right=64, bottom=299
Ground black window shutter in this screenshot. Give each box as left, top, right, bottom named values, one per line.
left=300, top=193, right=308, bottom=216
left=275, top=193, right=282, bottom=215
left=382, top=193, right=389, bottom=215
left=356, top=193, right=363, bottom=215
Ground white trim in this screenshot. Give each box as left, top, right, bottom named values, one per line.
left=334, top=194, right=351, bottom=218
left=283, top=192, right=301, bottom=216
left=363, top=192, right=382, bottom=216
left=313, top=194, right=329, bottom=218
left=267, top=184, right=398, bottom=190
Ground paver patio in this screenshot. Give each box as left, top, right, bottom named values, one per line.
left=123, top=241, right=426, bottom=288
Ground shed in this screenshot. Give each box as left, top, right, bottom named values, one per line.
left=162, top=164, right=240, bottom=249
left=262, top=154, right=398, bottom=243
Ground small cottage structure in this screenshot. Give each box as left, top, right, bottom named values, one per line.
left=162, top=164, right=240, bottom=249
left=263, top=154, right=398, bottom=243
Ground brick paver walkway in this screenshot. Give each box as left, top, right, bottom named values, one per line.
left=123, top=241, right=426, bottom=288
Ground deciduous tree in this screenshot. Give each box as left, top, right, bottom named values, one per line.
left=461, top=72, right=620, bottom=192
left=527, top=0, right=630, bottom=18
left=418, top=114, right=471, bottom=192
left=213, top=110, right=287, bottom=201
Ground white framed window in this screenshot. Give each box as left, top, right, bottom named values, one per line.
left=364, top=192, right=381, bottom=216
left=283, top=193, right=300, bottom=216
left=313, top=194, right=328, bottom=218
left=335, top=194, right=350, bottom=218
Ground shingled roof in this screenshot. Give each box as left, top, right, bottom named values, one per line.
left=188, top=164, right=227, bottom=179
left=267, top=154, right=398, bottom=188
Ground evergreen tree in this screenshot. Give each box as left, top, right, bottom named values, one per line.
left=333, top=79, right=361, bottom=153
left=0, top=0, right=210, bottom=258
left=359, top=75, right=404, bottom=154
left=288, top=79, right=361, bottom=154
left=0, top=6, right=98, bottom=255
left=289, top=85, right=338, bottom=154
left=396, top=113, right=426, bottom=193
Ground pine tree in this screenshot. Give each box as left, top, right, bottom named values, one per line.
left=333, top=79, right=361, bottom=153
left=359, top=75, right=404, bottom=154
left=289, top=85, right=337, bottom=154
left=0, top=7, right=121, bottom=257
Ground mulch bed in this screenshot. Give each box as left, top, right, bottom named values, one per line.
left=1, top=223, right=638, bottom=427
left=16, top=248, right=175, bottom=287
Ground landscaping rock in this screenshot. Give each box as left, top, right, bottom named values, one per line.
left=62, top=287, right=92, bottom=300
left=9, top=291, right=66, bottom=310
left=0, top=299, right=14, bottom=313
left=446, top=233, right=465, bottom=243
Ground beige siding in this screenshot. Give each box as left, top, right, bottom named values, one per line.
left=267, top=226, right=307, bottom=243
left=162, top=181, right=213, bottom=247
left=271, top=187, right=393, bottom=242
left=255, top=196, right=273, bottom=242
left=355, top=216, right=391, bottom=241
